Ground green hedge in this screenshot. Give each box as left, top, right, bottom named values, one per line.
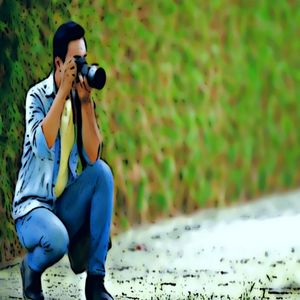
left=0, top=0, right=70, bottom=266
left=0, top=0, right=299, bottom=266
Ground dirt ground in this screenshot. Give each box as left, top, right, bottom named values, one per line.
left=1, top=190, right=300, bottom=299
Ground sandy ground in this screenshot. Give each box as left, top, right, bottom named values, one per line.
left=1, top=190, right=300, bottom=299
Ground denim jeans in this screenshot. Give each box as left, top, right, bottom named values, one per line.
left=15, top=159, right=114, bottom=276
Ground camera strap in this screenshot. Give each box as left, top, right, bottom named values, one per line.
left=70, top=89, right=87, bottom=170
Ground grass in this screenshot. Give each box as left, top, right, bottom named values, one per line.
left=0, top=0, right=299, bottom=264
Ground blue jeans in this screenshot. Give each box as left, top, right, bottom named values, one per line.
left=15, top=159, right=114, bottom=276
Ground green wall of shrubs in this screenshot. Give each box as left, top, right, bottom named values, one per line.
left=0, top=0, right=299, bottom=266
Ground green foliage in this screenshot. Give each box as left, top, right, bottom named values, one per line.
left=0, top=0, right=299, bottom=264
left=0, top=0, right=71, bottom=265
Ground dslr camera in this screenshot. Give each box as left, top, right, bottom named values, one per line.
left=74, top=56, right=106, bottom=90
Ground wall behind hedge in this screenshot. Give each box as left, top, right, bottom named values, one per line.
left=0, top=0, right=299, bottom=266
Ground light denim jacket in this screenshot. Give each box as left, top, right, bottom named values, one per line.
left=12, top=72, right=97, bottom=221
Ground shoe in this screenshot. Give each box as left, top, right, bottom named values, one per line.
left=85, top=274, right=114, bottom=300
left=20, top=259, right=44, bottom=300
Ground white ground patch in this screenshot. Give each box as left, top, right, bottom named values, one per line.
left=1, top=190, right=300, bottom=299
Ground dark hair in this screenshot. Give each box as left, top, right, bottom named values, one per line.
left=53, top=21, right=86, bottom=70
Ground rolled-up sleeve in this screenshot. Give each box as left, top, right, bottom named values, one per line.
left=26, top=90, right=54, bottom=160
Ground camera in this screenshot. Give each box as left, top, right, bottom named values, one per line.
left=74, top=56, right=106, bottom=90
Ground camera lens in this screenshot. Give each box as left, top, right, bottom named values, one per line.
left=74, top=56, right=106, bottom=90
left=87, top=66, right=106, bottom=90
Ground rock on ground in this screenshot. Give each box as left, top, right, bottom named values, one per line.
left=1, top=190, right=300, bottom=299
